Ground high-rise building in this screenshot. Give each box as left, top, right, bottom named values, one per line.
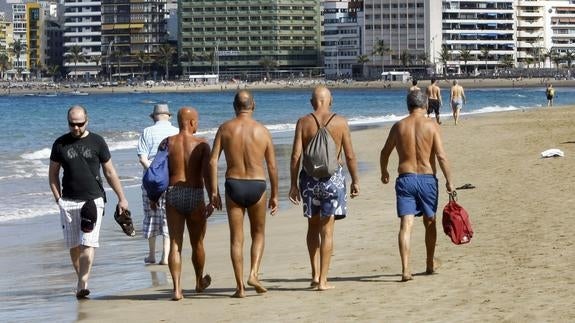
left=179, top=0, right=322, bottom=78
left=545, top=1, right=575, bottom=68
left=322, top=0, right=363, bottom=78
left=11, top=3, right=27, bottom=75
left=516, top=0, right=545, bottom=68
left=63, top=0, right=102, bottom=78
left=101, top=0, right=167, bottom=79
left=442, top=1, right=515, bottom=74
left=363, top=0, right=441, bottom=77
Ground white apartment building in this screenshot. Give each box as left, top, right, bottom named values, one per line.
left=545, top=0, right=575, bottom=68
left=63, top=0, right=102, bottom=77
left=442, top=1, right=515, bottom=75
left=322, top=0, right=362, bottom=78
left=11, top=3, right=27, bottom=75
left=516, top=0, right=545, bottom=68
left=363, top=0, right=441, bottom=77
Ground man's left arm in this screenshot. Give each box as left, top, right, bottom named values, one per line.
left=102, top=159, right=129, bottom=211
left=264, top=130, right=279, bottom=215
left=380, top=124, right=397, bottom=184
left=341, top=120, right=359, bottom=198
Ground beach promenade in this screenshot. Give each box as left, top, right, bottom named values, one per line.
left=75, top=105, right=575, bottom=322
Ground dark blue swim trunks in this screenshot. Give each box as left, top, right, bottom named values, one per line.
left=395, top=173, right=438, bottom=218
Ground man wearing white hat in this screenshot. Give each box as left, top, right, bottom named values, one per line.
left=137, top=103, right=179, bottom=264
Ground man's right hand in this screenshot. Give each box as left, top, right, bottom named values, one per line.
left=288, top=185, right=300, bottom=205
left=446, top=181, right=454, bottom=194
left=210, top=193, right=222, bottom=210
left=381, top=170, right=390, bottom=184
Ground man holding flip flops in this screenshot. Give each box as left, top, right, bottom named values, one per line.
left=49, top=105, right=130, bottom=299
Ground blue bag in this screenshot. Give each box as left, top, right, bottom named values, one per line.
left=143, top=138, right=169, bottom=202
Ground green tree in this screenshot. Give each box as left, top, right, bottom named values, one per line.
left=400, top=50, right=411, bottom=68
left=459, top=48, right=472, bottom=75
left=66, top=45, right=85, bottom=80
left=500, top=55, right=515, bottom=69
left=0, top=52, right=10, bottom=79
left=563, top=49, right=575, bottom=68
left=356, top=54, right=369, bottom=78
left=258, top=56, right=278, bottom=80
left=439, top=45, right=451, bottom=75
left=180, top=48, right=196, bottom=76
left=550, top=50, right=562, bottom=70
left=110, top=50, right=122, bottom=80
left=136, top=51, right=151, bottom=78
left=10, top=39, right=24, bottom=79
left=158, top=44, right=175, bottom=80
left=47, top=64, right=60, bottom=82
left=417, top=52, right=429, bottom=66
left=480, top=47, right=490, bottom=72
left=371, top=39, right=391, bottom=74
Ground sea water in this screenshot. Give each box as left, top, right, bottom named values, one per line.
left=0, top=85, right=567, bottom=321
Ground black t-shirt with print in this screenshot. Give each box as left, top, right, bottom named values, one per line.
left=50, top=132, right=111, bottom=201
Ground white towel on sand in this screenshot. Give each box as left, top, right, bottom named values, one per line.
left=540, top=149, right=564, bottom=158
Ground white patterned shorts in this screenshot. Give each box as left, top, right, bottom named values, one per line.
left=141, top=186, right=169, bottom=239
left=58, top=197, right=105, bottom=249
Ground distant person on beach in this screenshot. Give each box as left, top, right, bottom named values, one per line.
left=209, top=90, right=279, bottom=298
left=380, top=90, right=454, bottom=282
left=450, top=80, right=466, bottom=125
left=546, top=83, right=555, bottom=107
left=137, top=104, right=178, bottom=265
left=289, top=86, right=360, bottom=290
left=164, top=107, right=213, bottom=301
left=409, top=79, right=420, bottom=92
left=49, top=105, right=129, bottom=299
left=426, top=78, right=442, bottom=124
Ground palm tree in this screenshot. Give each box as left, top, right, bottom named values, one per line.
left=110, top=50, right=122, bottom=80
left=371, top=39, right=391, bottom=74
left=356, top=54, right=369, bottom=78
left=136, top=51, right=151, bottom=78
left=47, top=65, right=60, bottom=82
left=259, top=56, right=278, bottom=80
left=10, top=39, right=24, bottom=79
left=417, top=52, right=429, bottom=66
left=180, top=48, right=196, bottom=76
left=500, top=55, right=514, bottom=69
left=157, top=44, right=175, bottom=80
left=91, top=55, right=101, bottom=80
left=550, top=50, right=562, bottom=70
left=439, top=45, right=451, bottom=75
left=459, top=48, right=472, bottom=75
left=563, top=49, right=575, bottom=69
left=66, top=45, right=85, bottom=80
left=400, top=50, right=411, bottom=69
left=480, top=47, right=490, bottom=72
left=0, top=52, right=10, bottom=80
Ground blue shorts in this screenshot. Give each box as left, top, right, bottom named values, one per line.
left=299, top=166, right=347, bottom=219
left=395, top=173, right=438, bottom=218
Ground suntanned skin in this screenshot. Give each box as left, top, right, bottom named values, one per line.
left=289, top=86, right=360, bottom=291
left=209, top=90, right=279, bottom=298
left=48, top=106, right=129, bottom=297
left=380, top=99, right=454, bottom=282
left=426, top=80, right=442, bottom=124
left=450, top=80, right=466, bottom=125
left=165, top=107, right=213, bottom=301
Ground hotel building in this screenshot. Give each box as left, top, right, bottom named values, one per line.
left=178, top=0, right=322, bottom=77
left=63, top=0, right=102, bottom=77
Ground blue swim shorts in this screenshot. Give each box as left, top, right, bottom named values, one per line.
left=395, top=173, right=438, bottom=218
left=299, top=166, right=347, bottom=219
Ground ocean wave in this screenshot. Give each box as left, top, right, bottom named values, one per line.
left=21, top=148, right=51, bottom=160
left=348, top=114, right=403, bottom=125
left=0, top=206, right=59, bottom=223
left=466, top=105, right=521, bottom=114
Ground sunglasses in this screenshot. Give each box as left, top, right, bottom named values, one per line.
left=68, top=121, right=87, bottom=128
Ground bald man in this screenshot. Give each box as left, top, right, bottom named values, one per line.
left=209, top=90, right=279, bottom=298
left=164, top=107, right=213, bottom=301
left=289, top=86, right=360, bottom=291
left=49, top=105, right=129, bottom=299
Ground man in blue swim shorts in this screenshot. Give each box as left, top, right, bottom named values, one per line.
left=380, top=90, right=454, bottom=282
left=289, top=86, right=360, bottom=291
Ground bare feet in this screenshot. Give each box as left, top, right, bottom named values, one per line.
left=247, top=276, right=268, bottom=294
left=144, top=256, right=156, bottom=264
left=317, top=283, right=335, bottom=291
left=309, top=281, right=319, bottom=288
left=158, top=260, right=168, bottom=265
left=231, top=289, right=245, bottom=298
left=196, top=274, right=212, bottom=293
left=401, top=275, right=413, bottom=282
left=76, top=289, right=90, bottom=299
left=426, top=257, right=441, bottom=275
left=172, top=290, right=183, bottom=301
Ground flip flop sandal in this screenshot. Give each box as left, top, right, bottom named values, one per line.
left=456, top=183, right=476, bottom=190
left=114, top=207, right=136, bottom=237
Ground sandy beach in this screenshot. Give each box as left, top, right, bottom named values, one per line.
left=67, top=105, right=575, bottom=322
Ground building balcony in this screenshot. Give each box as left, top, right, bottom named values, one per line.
left=65, top=21, right=102, bottom=27
left=64, top=11, right=102, bottom=17
left=517, top=20, right=544, bottom=28
left=516, top=11, right=542, bottom=17
left=64, top=1, right=101, bottom=7
left=517, top=31, right=543, bottom=38
left=64, top=41, right=101, bottom=47
left=64, top=32, right=101, bottom=37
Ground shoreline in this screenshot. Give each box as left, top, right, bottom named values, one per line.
left=1, top=77, right=572, bottom=97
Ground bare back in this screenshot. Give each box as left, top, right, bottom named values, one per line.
left=167, top=133, right=209, bottom=187
left=426, top=84, right=440, bottom=100
left=217, top=116, right=272, bottom=180
left=298, top=112, right=346, bottom=163
left=392, top=115, right=439, bottom=175
left=451, top=85, right=465, bottom=101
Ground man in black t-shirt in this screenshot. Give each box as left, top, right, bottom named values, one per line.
left=49, top=105, right=129, bottom=299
